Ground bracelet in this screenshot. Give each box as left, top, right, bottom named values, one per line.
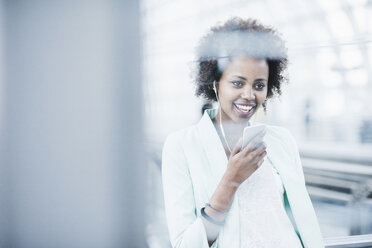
left=205, top=203, right=227, bottom=214
left=201, top=207, right=225, bottom=226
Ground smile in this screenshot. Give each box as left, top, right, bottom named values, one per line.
left=234, top=103, right=255, bottom=115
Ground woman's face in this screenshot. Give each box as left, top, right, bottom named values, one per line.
left=216, top=56, right=269, bottom=123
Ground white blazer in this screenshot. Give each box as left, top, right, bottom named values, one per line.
left=162, top=109, right=324, bottom=248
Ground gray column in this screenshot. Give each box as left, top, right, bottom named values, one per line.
left=0, top=0, right=7, bottom=247
left=1, top=0, right=145, bottom=247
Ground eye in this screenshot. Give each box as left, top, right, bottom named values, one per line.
left=255, top=83, right=266, bottom=90
left=232, top=81, right=244, bottom=87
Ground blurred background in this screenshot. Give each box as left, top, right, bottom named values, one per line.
left=0, top=0, right=371, bottom=247
left=142, top=0, right=372, bottom=247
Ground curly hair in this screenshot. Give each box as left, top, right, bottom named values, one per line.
left=194, top=17, right=288, bottom=111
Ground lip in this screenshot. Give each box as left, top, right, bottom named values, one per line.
left=233, top=103, right=256, bottom=117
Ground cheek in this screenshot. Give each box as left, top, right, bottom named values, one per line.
left=257, top=91, right=268, bottom=102
left=220, top=86, right=235, bottom=99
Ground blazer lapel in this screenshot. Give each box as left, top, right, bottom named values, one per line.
left=196, top=109, right=228, bottom=194
left=264, top=128, right=321, bottom=248
left=196, top=109, right=240, bottom=248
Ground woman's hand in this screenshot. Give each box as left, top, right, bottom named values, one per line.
left=224, top=130, right=267, bottom=187
left=203, top=130, right=267, bottom=228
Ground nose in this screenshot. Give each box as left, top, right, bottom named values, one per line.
left=241, top=87, right=255, bottom=100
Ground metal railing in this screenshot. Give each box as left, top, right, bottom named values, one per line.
left=300, top=143, right=372, bottom=236
left=302, top=158, right=372, bottom=205
left=324, top=234, right=372, bottom=247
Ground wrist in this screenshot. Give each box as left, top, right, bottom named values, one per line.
left=206, top=203, right=227, bottom=214
left=221, top=171, right=241, bottom=189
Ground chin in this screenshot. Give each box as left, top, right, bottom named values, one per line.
left=233, top=115, right=252, bottom=123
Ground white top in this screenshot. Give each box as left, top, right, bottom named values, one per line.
left=237, top=156, right=303, bottom=248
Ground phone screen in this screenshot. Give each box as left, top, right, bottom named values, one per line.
left=241, top=124, right=266, bottom=150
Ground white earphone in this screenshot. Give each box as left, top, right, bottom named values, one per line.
left=212, top=80, right=232, bottom=153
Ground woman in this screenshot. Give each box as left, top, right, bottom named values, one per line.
left=162, top=17, right=324, bottom=248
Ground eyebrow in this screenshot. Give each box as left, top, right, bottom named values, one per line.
left=232, top=75, right=267, bottom=82
left=255, top=78, right=268, bottom=82
left=232, top=75, right=247, bottom=81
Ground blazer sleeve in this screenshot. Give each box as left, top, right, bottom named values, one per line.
left=162, top=133, right=218, bottom=248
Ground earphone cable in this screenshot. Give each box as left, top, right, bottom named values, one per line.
left=214, top=81, right=233, bottom=153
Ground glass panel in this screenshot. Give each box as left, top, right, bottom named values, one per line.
left=340, top=46, right=363, bottom=69
left=141, top=0, right=372, bottom=246
left=326, top=9, right=354, bottom=38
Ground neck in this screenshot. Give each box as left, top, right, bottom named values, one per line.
left=214, top=110, right=251, bottom=151
left=215, top=111, right=250, bottom=130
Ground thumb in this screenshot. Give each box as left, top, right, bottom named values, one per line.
left=231, top=138, right=242, bottom=157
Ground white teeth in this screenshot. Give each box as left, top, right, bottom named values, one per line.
left=235, top=104, right=254, bottom=112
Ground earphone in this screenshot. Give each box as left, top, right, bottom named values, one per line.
left=213, top=81, right=232, bottom=153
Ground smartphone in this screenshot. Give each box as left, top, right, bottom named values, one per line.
left=241, top=124, right=266, bottom=150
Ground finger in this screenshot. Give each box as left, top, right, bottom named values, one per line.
left=230, top=137, right=243, bottom=157
left=244, top=139, right=266, bottom=157
left=244, top=147, right=266, bottom=163
left=257, top=158, right=265, bottom=167
left=252, top=149, right=267, bottom=164
left=241, top=145, right=266, bottom=165
left=252, top=141, right=264, bottom=151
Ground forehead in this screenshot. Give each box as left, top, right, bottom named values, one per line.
left=221, top=56, right=269, bottom=78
